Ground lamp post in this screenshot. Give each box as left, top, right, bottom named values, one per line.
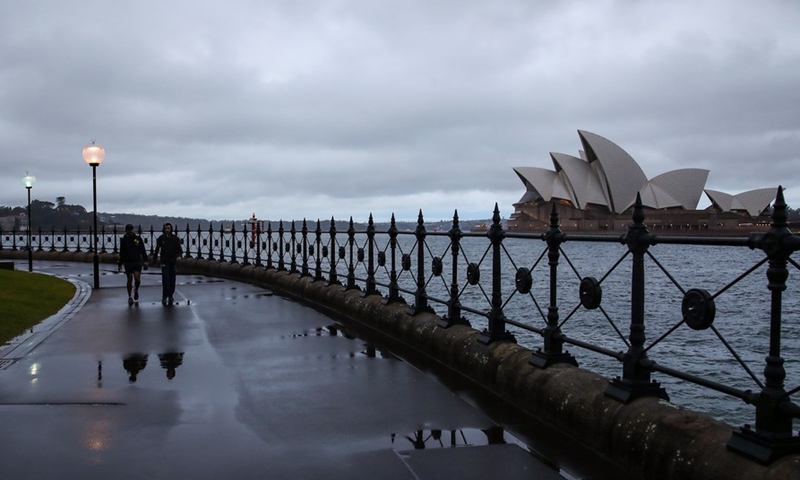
left=83, top=141, right=105, bottom=289
left=21, top=173, right=36, bottom=272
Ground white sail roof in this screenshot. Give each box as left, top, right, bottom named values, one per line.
left=513, top=167, right=557, bottom=202
left=644, top=168, right=710, bottom=210
left=578, top=130, right=649, bottom=214
left=551, top=152, right=608, bottom=209
left=705, top=188, right=777, bottom=217
left=514, top=130, right=777, bottom=218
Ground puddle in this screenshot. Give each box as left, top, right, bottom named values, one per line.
left=391, top=427, right=528, bottom=451
left=285, top=326, right=338, bottom=339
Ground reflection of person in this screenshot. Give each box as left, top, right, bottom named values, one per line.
left=158, top=352, right=185, bottom=380
left=153, top=223, right=183, bottom=306
left=122, top=353, right=148, bottom=382
left=117, top=224, right=149, bottom=305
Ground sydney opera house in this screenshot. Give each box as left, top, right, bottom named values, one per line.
left=508, top=130, right=778, bottom=233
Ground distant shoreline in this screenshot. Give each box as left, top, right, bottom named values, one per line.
left=505, top=226, right=772, bottom=237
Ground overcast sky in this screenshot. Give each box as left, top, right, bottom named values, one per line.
left=1, top=0, right=798, bottom=223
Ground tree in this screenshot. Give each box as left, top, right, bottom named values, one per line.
left=1, top=197, right=93, bottom=230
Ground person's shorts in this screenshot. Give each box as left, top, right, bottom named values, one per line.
left=123, top=262, right=142, bottom=274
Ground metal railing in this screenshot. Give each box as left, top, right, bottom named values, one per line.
left=3, top=187, right=799, bottom=464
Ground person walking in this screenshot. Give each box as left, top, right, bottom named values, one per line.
left=117, top=224, right=149, bottom=305
left=152, top=222, right=183, bottom=305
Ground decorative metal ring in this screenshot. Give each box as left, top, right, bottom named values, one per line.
left=432, top=257, right=443, bottom=277
left=682, top=288, right=715, bottom=330
left=357, top=248, right=364, bottom=262
left=272, top=242, right=278, bottom=250
left=579, top=277, right=602, bottom=310
left=322, top=246, right=329, bottom=257
left=308, top=246, right=315, bottom=256
left=515, top=267, right=533, bottom=294
left=377, top=251, right=386, bottom=267
left=401, top=253, right=412, bottom=271
left=338, top=246, right=346, bottom=259
left=466, top=262, right=480, bottom=285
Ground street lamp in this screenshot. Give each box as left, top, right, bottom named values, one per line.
left=83, top=141, right=105, bottom=289
left=21, top=173, right=36, bottom=272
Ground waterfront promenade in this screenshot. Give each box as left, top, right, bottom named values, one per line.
left=0, top=260, right=564, bottom=480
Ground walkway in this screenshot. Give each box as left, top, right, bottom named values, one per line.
left=0, top=260, right=566, bottom=480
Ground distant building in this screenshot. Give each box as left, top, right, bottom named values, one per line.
left=0, top=214, right=27, bottom=232
left=508, top=130, right=778, bottom=233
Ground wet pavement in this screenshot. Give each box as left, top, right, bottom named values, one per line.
left=0, top=261, right=567, bottom=480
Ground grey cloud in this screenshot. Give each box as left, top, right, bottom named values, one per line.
left=1, top=0, right=799, bottom=221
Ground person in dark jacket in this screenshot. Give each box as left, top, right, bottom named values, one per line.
left=117, top=224, right=149, bottom=305
left=152, top=222, right=183, bottom=305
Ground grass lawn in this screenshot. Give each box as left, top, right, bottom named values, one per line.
left=0, top=269, right=75, bottom=345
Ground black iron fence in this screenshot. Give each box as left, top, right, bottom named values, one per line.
left=3, top=187, right=799, bottom=464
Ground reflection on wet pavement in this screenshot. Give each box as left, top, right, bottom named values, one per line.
left=392, top=426, right=527, bottom=450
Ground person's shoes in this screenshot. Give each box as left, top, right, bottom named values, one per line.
left=161, top=297, right=167, bottom=306
left=128, top=297, right=134, bottom=306
left=168, top=296, right=174, bottom=306
left=133, top=289, right=139, bottom=301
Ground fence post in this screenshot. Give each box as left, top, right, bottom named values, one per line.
left=177, top=224, right=186, bottom=262
left=11, top=226, right=19, bottom=251
left=362, top=214, right=378, bottom=297
left=99, top=225, right=107, bottom=254
left=254, top=224, right=260, bottom=266
left=327, top=217, right=340, bottom=286
left=242, top=221, right=251, bottom=266
left=206, top=224, right=215, bottom=261
left=53, top=227, right=67, bottom=252
left=143, top=226, right=153, bottom=256
left=109, top=225, right=118, bottom=255
left=254, top=222, right=262, bottom=267
left=288, top=221, right=297, bottom=273
left=181, top=225, right=191, bottom=260
left=88, top=226, right=95, bottom=254
left=196, top=225, right=203, bottom=260
left=346, top=217, right=359, bottom=291
left=217, top=224, right=226, bottom=263
left=277, top=221, right=285, bottom=271
left=605, top=194, right=668, bottom=403
left=479, top=203, right=515, bottom=344
left=230, top=223, right=239, bottom=264
left=440, top=210, right=468, bottom=328
left=384, top=214, right=403, bottom=304
left=531, top=204, right=578, bottom=368
left=408, top=210, right=434, bottom=316
left=728, top=186, right=800, bottom=463
left=74, top=227, right=82, bottom=252
left=314, top=220, right=323, bottom=281
left=301, top=219, right=310, bottom=277
left=265, top=222, right=273, bottom=270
